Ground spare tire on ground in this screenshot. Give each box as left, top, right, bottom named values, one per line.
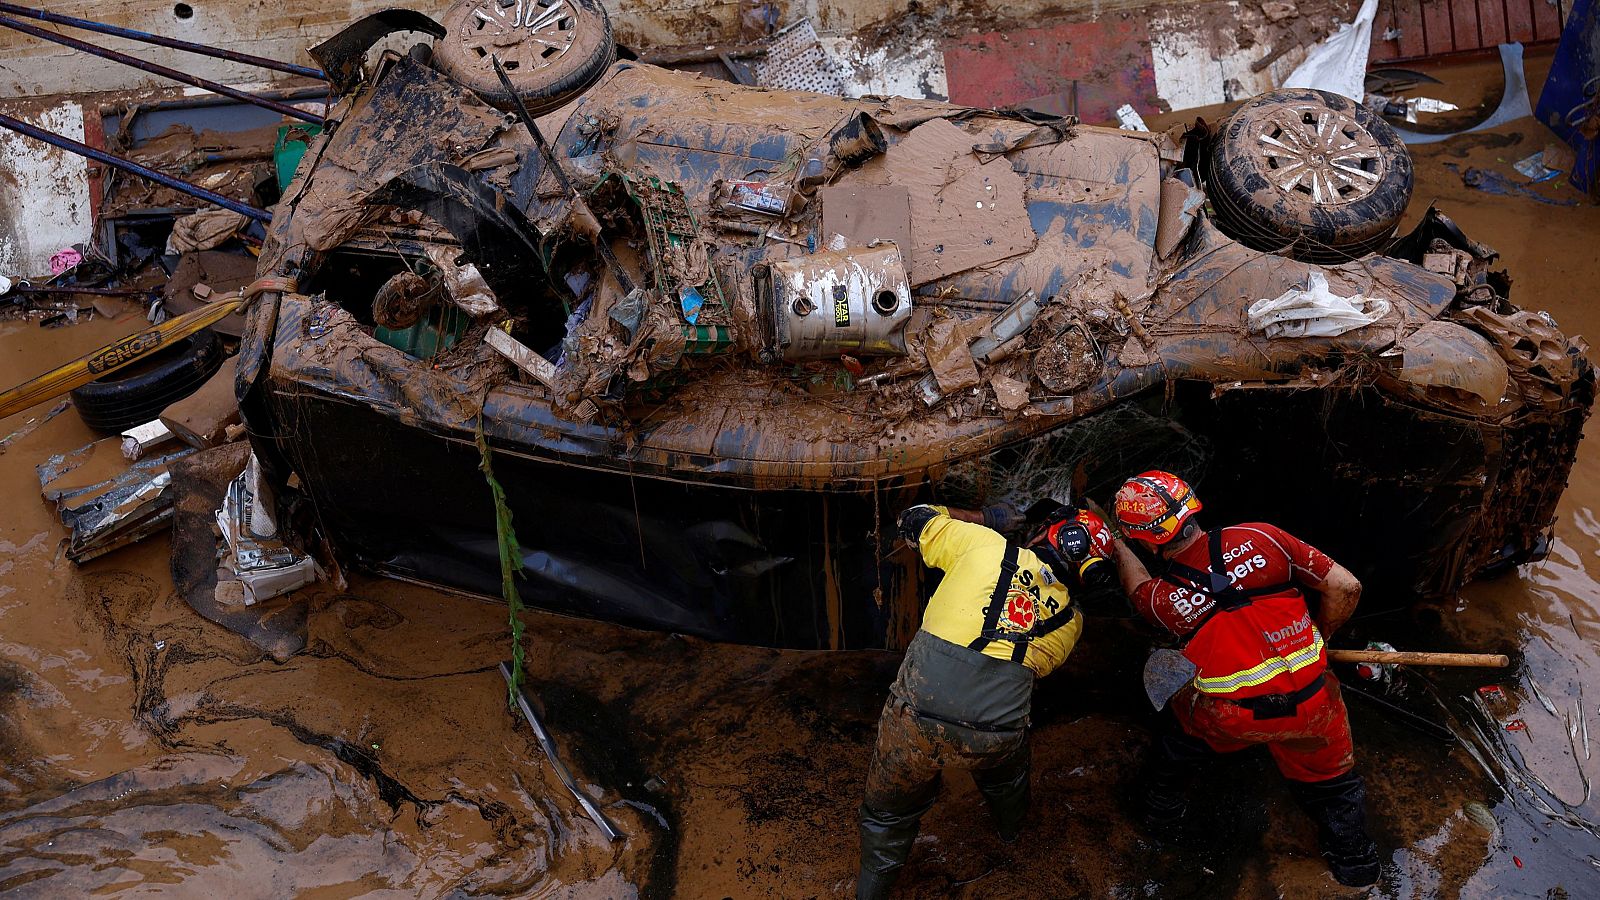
left=1206, top=88, right=1414, bottom=262
left=71, top=329, right=226, bottom=433
left=431, top=0, right=616, bottom=114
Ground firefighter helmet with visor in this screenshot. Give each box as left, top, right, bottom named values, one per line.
left=1114, top=471, right=1202, bottom=545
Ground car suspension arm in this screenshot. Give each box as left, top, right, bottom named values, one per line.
left=492, top=55, right=636, bottom=295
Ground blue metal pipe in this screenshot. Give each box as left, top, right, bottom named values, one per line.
left=0, top=14, right=323, bottom=125
left=0, top=2, right=325, bottom=80
left=0, top=111, right=271, bottom=222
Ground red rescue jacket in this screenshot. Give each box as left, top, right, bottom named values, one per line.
left=1133, top=523, right=1335, bottom=699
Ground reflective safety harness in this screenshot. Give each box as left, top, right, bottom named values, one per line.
left=967, top=544, right=1078, bottom=664
left=1162, top=530, right=1325, bottom=716
left=1161, top=530, right=1295, bottom=629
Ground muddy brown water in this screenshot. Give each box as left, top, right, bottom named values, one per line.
left=4, top=65, right=1599, bottom=899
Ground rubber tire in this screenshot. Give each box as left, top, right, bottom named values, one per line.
left=71, top=329, right=226, bottom=433
left=432, top=0, right=616, bottom=115
left=1206, top=88, right=1414, bottom=263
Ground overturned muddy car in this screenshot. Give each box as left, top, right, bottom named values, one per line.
left=235, top=5, right=1593, bottom=651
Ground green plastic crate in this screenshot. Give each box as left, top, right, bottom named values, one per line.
left=273, top=123, right=324, bottom=193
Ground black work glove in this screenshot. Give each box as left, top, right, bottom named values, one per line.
left=896, top=505, right=942, bottom=547
left=981, top=503, right=1023, bottom=533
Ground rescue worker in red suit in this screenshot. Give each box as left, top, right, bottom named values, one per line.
left=1108, top=471, right=1379, bottom=887
left=856, top=501, right=1114, bottom=899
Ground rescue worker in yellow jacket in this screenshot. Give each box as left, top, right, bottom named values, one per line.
left=856, top=501, right=1113, bottom=899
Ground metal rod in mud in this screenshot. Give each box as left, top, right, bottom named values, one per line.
left=0, top=2, right=325, bottom=80
left=1340, top=679, right=1458, bottom=743
left=491, top=55, right=636, bottom=295
left=0, top=111, right=271, bottom=222
left=0, top=14, right=323, bottom=124
left=7, top=285, right=155, bottom=297
left=499, top=661, right=625, bottom=842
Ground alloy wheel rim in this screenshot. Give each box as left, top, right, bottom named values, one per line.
left=1254, top=105, right=1385, bottom=205
left=460, top=0, right=577, bottom=75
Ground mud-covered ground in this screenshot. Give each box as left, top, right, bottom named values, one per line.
left=3, top=56, right=1599, bottom=898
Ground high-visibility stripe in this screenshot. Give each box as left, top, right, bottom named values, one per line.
left=1194, top=628, right=1325, bottom=694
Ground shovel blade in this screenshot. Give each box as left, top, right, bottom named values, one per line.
left=1143, top=649, right=1198, bottom=710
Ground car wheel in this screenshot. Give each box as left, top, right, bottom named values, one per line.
left=1206, top=88, right=1413, bottom=262
left=70, top=329, right=226, bottom=433
left=432, top=0, right=616, bottom=114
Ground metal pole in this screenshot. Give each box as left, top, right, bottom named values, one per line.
left=11, top=285, right=157, bottom=297
left=0, top=14, right=323, bottom=125
left=498, top=662, right=625, bottom=842
left=0, top=111, right=271, bottom=222
left=0, top=2, right=324, bottom=80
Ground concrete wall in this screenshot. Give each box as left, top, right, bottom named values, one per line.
left=0, top=0, right=1181, bottom=98
left=0, top=101, right=90, bottom=280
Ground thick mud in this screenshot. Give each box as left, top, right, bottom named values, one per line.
left=3, top=57, right=1599, bottom=899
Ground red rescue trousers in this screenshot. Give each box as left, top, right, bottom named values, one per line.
left=1169, top=674, right=1355, bottom=782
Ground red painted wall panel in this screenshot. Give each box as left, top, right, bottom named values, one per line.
left=1531, top=0, right=1563, bottom=36
left=1506, top=0, right=1539, bottom=42
left=1477, top=0, right=1510, bottom=44
left=1453, top=0, right=1483, bottom=47
left=1421, top=0, right=1458, bottom=53
left=1392, top=0, right=1432, bottom=57
left=942, top=16, right=1160, bottom=123
left=1370, top=0, right=1567, bottom=61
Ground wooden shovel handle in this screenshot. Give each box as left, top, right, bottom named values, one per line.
left=0, top=277, right=290, bottom=421
left=1328, top=649, right=1510, bottom=668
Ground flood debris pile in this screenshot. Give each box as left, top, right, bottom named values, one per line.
left=207, top=15, right=1594, bottom=652
left=0, top=20, right=1581, bottom=662
left=3, top=0, right=1586, bottom=650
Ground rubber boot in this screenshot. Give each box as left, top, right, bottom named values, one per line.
left=857, top=794, right=936, bottom=900
left=972, top=738, right=1031, bottom=842
left=1140, top=728, right=1213, bottom=833
left=1288, top=771, right=1380, bottom=887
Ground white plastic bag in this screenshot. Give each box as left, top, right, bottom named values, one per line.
left=1283, top=0, right=1380, bottom=101
left=1247, top=271, right=1391, bottom=338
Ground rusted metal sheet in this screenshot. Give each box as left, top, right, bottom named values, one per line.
left=942, top=17, right=1162, bottom=123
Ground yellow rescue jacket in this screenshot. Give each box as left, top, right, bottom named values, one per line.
left=914, top=508, right=1083, bottom=678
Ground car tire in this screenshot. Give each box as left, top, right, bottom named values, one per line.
left=70, top=329, right=226, bottom=433
left=432, top=0, right=616, bottom=114
left=1206, top=88, right=1413, bottom=262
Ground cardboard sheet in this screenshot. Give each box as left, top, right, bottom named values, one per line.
left=855, top=118, right=1036, bottom=286
left=819, top=184, right=912, bottom=255
left=162, top=358, right=240, bottom=449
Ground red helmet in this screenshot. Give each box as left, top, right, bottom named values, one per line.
left=1114, top=471, right=1202, bottom=545
left=1031, top=507, right=1115, bottom=584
